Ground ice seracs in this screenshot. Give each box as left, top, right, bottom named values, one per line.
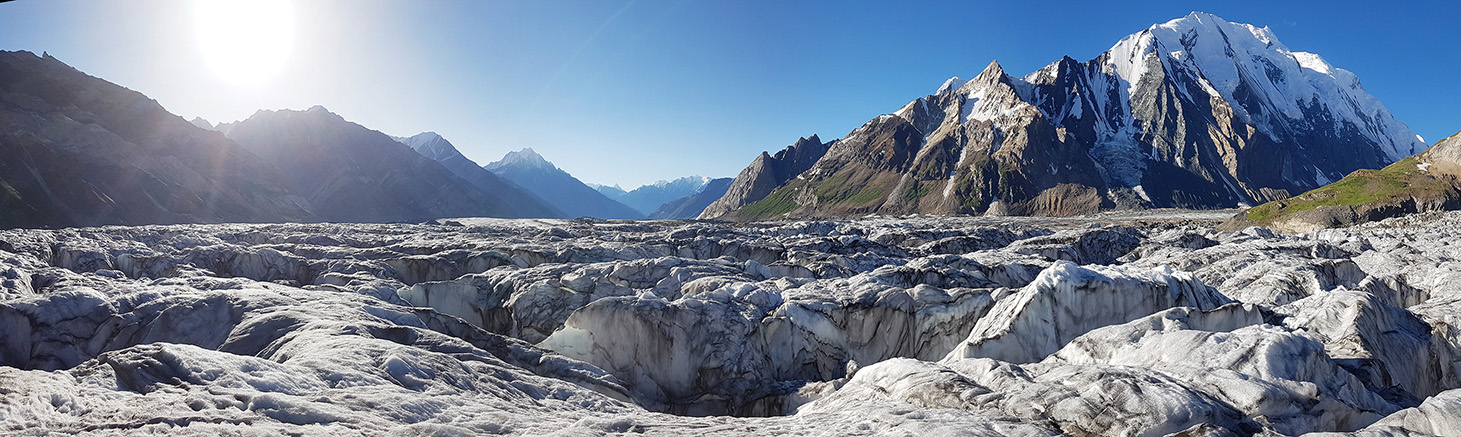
left=941, top=261, right=1232, bottom=364
left=7, top=195, right=1461, bottom=435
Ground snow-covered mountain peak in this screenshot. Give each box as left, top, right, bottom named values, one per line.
left=647, top=175, right=712, bottom=192
left=1155, top=12, right=1276, bottom=44
left=935, top=76, right=967, bottom=95
left=767, top=12, right=1428, bottom=218
left=1099, top=12, right=1424, bottom=160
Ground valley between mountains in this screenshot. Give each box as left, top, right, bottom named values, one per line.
left=3, top=9, right=1461, bottom=437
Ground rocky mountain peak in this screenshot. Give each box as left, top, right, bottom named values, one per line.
left=240, top=106, right=349, bottom=127
left=793, top=134, right=822, bottom=149
left=188, top=116, right=214, bottom=130
left=395, top=132, right=465, bottom=163
left=1421, top=131, right=1461, bottom=175
left=484, top=148, right=643, bottom=219
left=1022, top=56, right=1081, bottom=87
left=488, top=148, right=556, bottom=172
left=698, top=134, right=832, bottom=219
left=971, top=60, right=1007, bottom=85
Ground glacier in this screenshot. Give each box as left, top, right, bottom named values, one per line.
left=2, top=211, right=1461, bottom=435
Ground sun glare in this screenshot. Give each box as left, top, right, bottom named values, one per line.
left=193, top=0, right=296, bottom=87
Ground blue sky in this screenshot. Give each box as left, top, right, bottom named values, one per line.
left=1, top=0, right=1457, bottom=188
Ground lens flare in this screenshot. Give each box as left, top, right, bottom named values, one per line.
left=193, top=0, right=296, bottom=87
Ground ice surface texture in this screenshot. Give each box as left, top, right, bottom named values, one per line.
left=2, top=212, right=1461, bottom=435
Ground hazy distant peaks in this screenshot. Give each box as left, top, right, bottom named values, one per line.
left=394, top=132, right=465, bottom=163
left=592, top=174, right=716, bottom=216
left=189, top=117, right=214, bottom=130
left=488, top=148, right=556, bottom=171
left=651, top=175, right=709, bottom=189
left=589, top=182, right=626, bottom=193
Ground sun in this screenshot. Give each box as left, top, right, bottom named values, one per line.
left=193, top=0, right=296, bottom=87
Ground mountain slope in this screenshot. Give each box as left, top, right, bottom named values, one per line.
left=599, top=176, right=712, bottom=215
left=395, top=132, right=564, bottom=218
left=485, top=148, right=644, bottom=219
left=0, top=50, right=314, bottom=228
left=721, top=12, right=1424, bottom=221
left=221, top=107, right=527, bottom=223
left=699, top=135, right=831, bottom=219
left=650, top=177, right=733, bottom=219
left=1231, top=130, right=1461, bottom=232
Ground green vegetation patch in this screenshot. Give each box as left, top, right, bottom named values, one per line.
left=740, top=185, right=800, bottom=219
left=903, top=182, right=932, bottom=202
left=810, top=171, right=854, bottom=200
left=809, top=170, right=887, bottom=207
left=951, top=169, right=986, bottom=209
left=848, top=183, right=886, bottom=205
left=1245, top=157, right=1451, bottom=223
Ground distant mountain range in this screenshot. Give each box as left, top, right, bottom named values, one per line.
left=595, top=176, right=713, bottom=216
left=0, top=50, right=563, bottom=228
left=393, top=132, right=563, bottom=219
left=701, top=12, right=1427, bottom=220
left=0, top=49, right=707, bottom=228
left=217, top=107, right=555, bottom=223
left=485, top=148, right=644, bottom=219
left=1, top=10, right=1449, bottom=228
left=651, top=177, right=732, bottom=219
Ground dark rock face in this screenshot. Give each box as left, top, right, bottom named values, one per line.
left=396, top=132, right=564, bottom=219
left=485, top=148, right=644, bottom=219
left=222, top=107, right=523, bottom=223
left=698, top=135, right=831, bottom=219
left=650, top=178, right=732, bottom=219
left=717, top=13, right=1424, bottom=221
left=0, top=51, right=314, bottom=229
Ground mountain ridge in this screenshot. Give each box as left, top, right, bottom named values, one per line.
left=707, top=12, right=1424, bottom=221
left=0, top=50, right=315, bottom=228
left=394, top=132, right=564, bottom=219
left=1231, top=129, right=1461, bottom=232
left=222, top=107, right=542, bottom=223
left=699, top=135, right=832, bottom=220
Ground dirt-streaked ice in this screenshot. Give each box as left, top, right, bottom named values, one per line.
left=2, top=212, right=1460, bottom=435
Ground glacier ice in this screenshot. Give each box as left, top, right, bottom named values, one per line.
left=2, top=211, right=1461, bottom=434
